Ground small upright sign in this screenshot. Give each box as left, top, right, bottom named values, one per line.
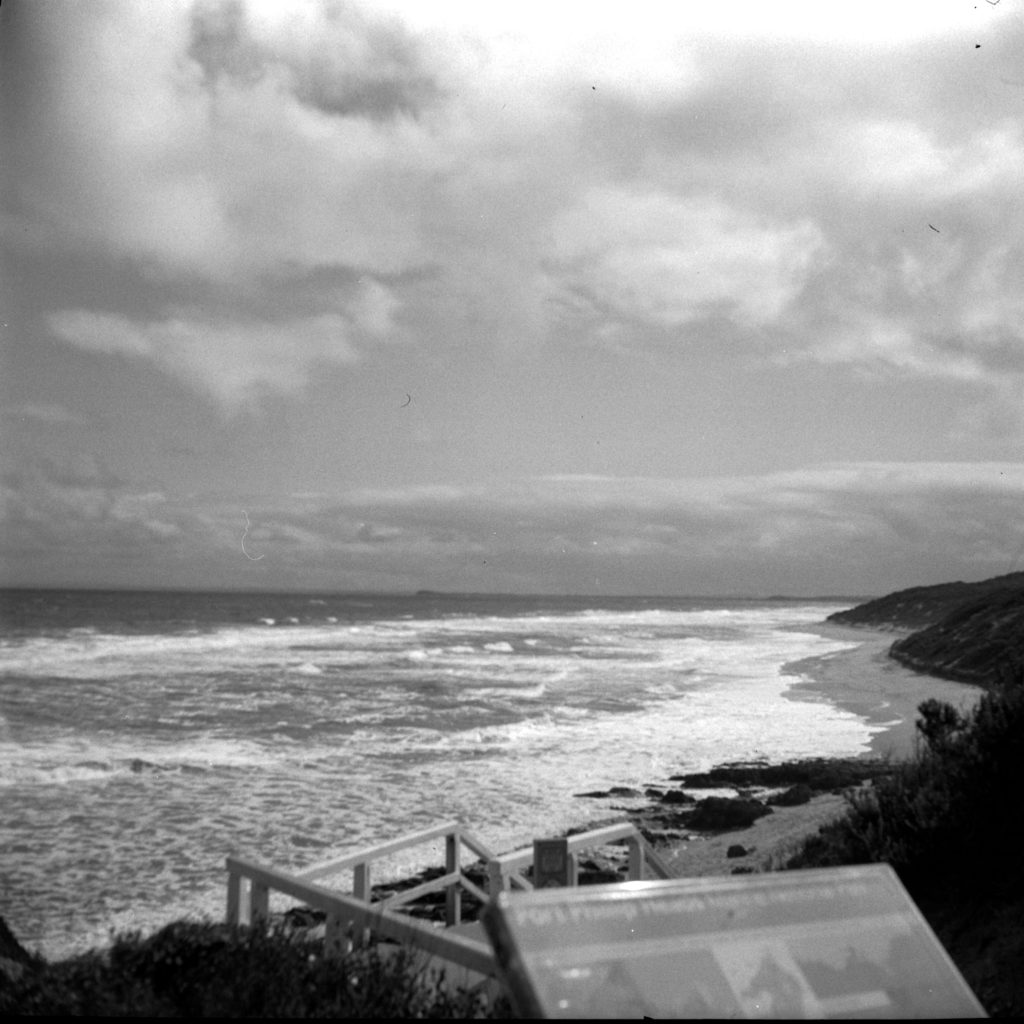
left=533, top=838, right=576, bottom=889
left=483, top=864, right=986, bottom=1018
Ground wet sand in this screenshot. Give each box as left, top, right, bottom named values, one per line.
left=660, top=625, right=987, bottom=877
left=782, top=622, right=984, bottom=760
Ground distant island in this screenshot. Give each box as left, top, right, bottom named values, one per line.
left=828, top=571, right=1024, bottom=687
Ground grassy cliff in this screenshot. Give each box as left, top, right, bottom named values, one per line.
left=827, top=570, right=1024, bottom=631
left=829, top=571, right=1024, bottom=687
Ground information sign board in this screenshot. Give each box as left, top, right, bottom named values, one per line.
left=482, top=864, right=986, bottom=1019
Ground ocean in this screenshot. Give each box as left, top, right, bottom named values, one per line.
left=0, top=588, right=939, bottom=959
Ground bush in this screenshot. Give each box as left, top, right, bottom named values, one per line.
left=785, top=664, right=1024, bottom=896
left=0, top=921, right=505, bottom=1018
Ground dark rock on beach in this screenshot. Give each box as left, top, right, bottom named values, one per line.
left=671, top=758, right=891, bottom=793
left=768, top=783, right=814, bottom=807
left=687, top=797, right=772, bottom=831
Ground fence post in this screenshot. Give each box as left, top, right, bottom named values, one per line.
left=625, top=836, right=644, bottom=881
left=250, top=880, right=269, bottom=926
left=351, top=862, right=372, bottom=948
left=324, top=912, right=348, bottom=958
left=445, top=828, right=462, bottom=926
left=487, top=859, right=507, bottom=898
left=353, top=861, right=371, bottom=901
left=226, top=865, right=242, bottom=925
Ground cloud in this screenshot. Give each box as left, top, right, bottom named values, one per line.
left=7, top=0, right=454, bottom=280
left=5, top=0, right=1024, bottom=422
left=550, top=188, right=825, bottom=332
left=1, top=403, right=86, bottom=427
left=5, top=457, right=1021, bottom=593
left=45, top=305, right=377, bottom=409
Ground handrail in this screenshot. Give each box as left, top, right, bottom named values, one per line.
left=225, top=854, right=494, bottom=976
left=225, top=818, right=676, bottom=977
left=486, top=819, right=673, bottom=895
left=295, top=820, right=463, bottom=883
left=283, top=820, right=486, bottom=928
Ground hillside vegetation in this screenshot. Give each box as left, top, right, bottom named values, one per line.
left=0, top=922, right=503, bottom=1018
left=888, top=587, right=1024, bottom=685
left=829, top=571, right=1024, bottom=687
left=790, top=578, right=1024, bottom=1016
left=827, top=570, right=1024, bottom=631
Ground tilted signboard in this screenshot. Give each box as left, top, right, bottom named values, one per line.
left=482, top=864, right=985, bottom=1018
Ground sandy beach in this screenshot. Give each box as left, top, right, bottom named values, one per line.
left=782, top=622, right=984, bottom=760
left=636, top=627, right=987, bottom=880
left=659, top=792, right=851, bottom=877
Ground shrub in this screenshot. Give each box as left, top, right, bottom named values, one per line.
left=0, top=921, right=505, bottom=1018
left=785, top=663, right=1024, bottom=897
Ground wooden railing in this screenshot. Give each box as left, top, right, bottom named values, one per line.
left=225, top=853, right=495, bottom=975
left=226, top=820, right=497, bottom=974
left=291, top=819, right=495, bottom=928
left=225, top=818, right=673, bottom=975
left=486, top=820, right=674, bottom=894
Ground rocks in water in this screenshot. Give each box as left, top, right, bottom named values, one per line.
left=688, top=796, right=772, bottom=831
left=659, top=789, right=695, bottom=805
left=573, top=786, right=643, bottom=799
left=670, top=758, right=890, bottom=793
left=726, top=844, right=748, bottom=858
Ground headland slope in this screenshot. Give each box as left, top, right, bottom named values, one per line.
left=828, top=571, right=1024, bottom=686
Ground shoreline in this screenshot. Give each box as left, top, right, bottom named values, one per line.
left=781, top=621, right=985, bottom=760
left=22, top=619, right=992, bottom=961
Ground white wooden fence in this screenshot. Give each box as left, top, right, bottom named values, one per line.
left=225, top=817, right=673, bottom=976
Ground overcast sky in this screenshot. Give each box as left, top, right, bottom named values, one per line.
left=2, top=0, right=1022, bottom=596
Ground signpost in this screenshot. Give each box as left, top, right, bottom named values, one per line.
left=482, top=864, right=986, bottom=1018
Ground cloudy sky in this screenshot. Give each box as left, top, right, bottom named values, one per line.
left=2, top=0, right=1022, bottom=596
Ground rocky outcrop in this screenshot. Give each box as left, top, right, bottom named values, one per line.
left=687, top=796, right=772, bottom=831
left=826, top=572, right=1024, bottom=631
left=669, top=758, right=891, bottom=793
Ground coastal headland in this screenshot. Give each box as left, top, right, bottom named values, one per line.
left=275, top=574, right=1024, bottom=1017
left=5, top=574, right=1023, bottom=1015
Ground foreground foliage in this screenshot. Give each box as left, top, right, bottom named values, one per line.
left=0, top=921, right=504, bottom=1018
left=785, top=663, right=1024, bottom=1015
